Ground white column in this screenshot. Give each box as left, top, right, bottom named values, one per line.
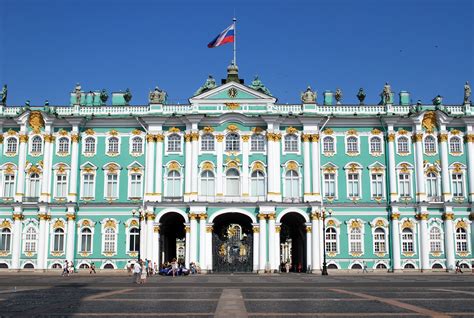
left=418, top=211, right=430, bottom=271
left=466, top=133, right=474, bottom=202
left=444, top=211, right=455, bottom=271
left=155, top=134, right=164, bottom=201
left=311, top=134, right=321, bottom=201
left=146, top=212, right=154, bottom=261
left=199, top=214, right=206, bottom=270
left=144, top=135, right=155, bottom=201
left=65, top=211, right=76, bottom=263
left=40, top=134, right=53, bottom=202
left=184, top=133, right=192, bottom=201
left=216, top=135, right=224, bottom=197
left=252, top=224, right=259, bottom=272
left=311, top=212, right=320, bottom=271
left=391, top=212, right=401, bottom=271
left=258, top=214, right=267, bottom=272
left=267, top=132, right=281, bottom=202
left=274, top=223, right=281, bottom=272
left=268, top=213, right=276, bottom=271
left=387, top=132, right=398, bottom=202
left=306, top=224, right=312, bottom=272
left=37, top=213, right=47, bottom=270
left=439, top=133, right=451, bottom=201
left=242, top=135, right=250, bottom=197
left=302, top=134, right=312, bottom=200
left=190, top=213, right=198, bottom=264
left=68, top=133, right=80, bottom=202
left=205, top=224, right=213, bottom=272
left=140, top=215, right=147, bottom=260
left=319, top=215, right=324, bottom=268
left=413, top=132, right=426, bottom=202
left=190, top=132, right=199, bottom=201
left=11, top=212, right=23, bottom=269
left=153, top=225, right=160, bottom=266
left=15, top=134, right=28, bottom=201
left=185, top=224, right=190, bottom=268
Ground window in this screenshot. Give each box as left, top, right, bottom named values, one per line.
left=53, top=228, right=65, bottom=252
left=429, top=227, right=442, bottom=253
left=325, top=227, right=337, bottom=253
left=166, top=170, right=181, bottom=197
left=373, top=228, right=386, bottom=253
left=201, top=134, right=215, bottom=151
left=371, top=174, right=383, bottom=198
left=284, top=134, right=298, bottom=152
left=80, top=228, right=92, bottom=253
left=349, top=228, right=362, bottom=254
left=129, top=227, right=139, bottom=252
left=455, top=228, right=468, bottom=253
left=323, top=173, right=336, bottom=197
left=130, top=174, right=142, bottom=198
left=399, top=173, right=411, bottom=197
left=0, top=228, right=11, bottom=252
left=3, top=174, right=15, bottom=198
left=284, top=170, right=300, bottom=199
left=28, top=173, right=41, bottom=197
left=82, top=173, right=95, bottom=198
left=323, top=136, right=334, bottom=153
left=108, top=137, right=119, bottom=154
left=424, top=136, right=436, bottom=153
left=452, top=173, right=464, bottom=197
left=103, top=228, right=116, bottom=253
left=200, top=170, right=215, bottom=196
left=31, top=136, right=43, bottom=153
left=251, top=134, right=265, bottom=151
left=450, top=137, right=461, bottom=154
left=401, top=228, right=414, bottom=253
left=426, top=172, right=439, bottom=199
left=167, top=134, right=181, bottom=152
left=397, top=137, right=409, bottom=153
left=225, top=169, right=240, bottom=196
left=6, top=137, right=17, bottom=154
left=250, top=170, right=265, bottom=197
left=58, top=137, right=69, bottom=153
left=131, top=137, right=143, bottom=154
left=105, top=174, right=118, bottom=198
left=55, top=174, right=67, bottom=198
left=347, top=173, right=360, bottom=198
left=24, top=227, right=37, bottom=253
left=370, top=137, right=382, bottom=153
left=346, top=136, right=358, bottom=153
left=225, top=133, right=240, bottom=152
left=84, top=137, right=96, bottom=154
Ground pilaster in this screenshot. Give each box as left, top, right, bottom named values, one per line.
left=184, top=224, right=191, bottom=268
left=67, top=128, right=80, bottom=202
left=40, top=129, right=53, bottom=203
left=310, top=134, right=321, bottom=201
left=443, top=208, right=455, bottom=271
left=37, top=208, right=50, bottom=270
left=241, top=134, right=250, bottom=197
left=11, top=208, right=23, bottom=269
left=189, top=213, right=198, bottom=264
left=205, top=223, right=213, bottom=272
left=413, top=131, right=427, bottom=202
left=438, top=132, right=451, bottom=201
left=15, top=132, right=28, bottom=202
left=391, top=208, right=401, bottom=271
left=387, top=132, right=398, bottom=202
left=417, top=208, right=430, bottom=271
left=144, top=134, right=156, bottom=201
left=267, top=212, right=276, bottom=271
left=154, top=134, right=164, bottom=202
left=252, top=224, right=260, bottom=272
left=266, top=131, right=281, bottom=202
left=153, top=224, right=160, bottom=266
left=305, top=223, right=312, bottom=272
left=199, top=213, right=207, bottom=270
left=302, top=133, right=312, bottom=201
left=311, top=210, right=321, bottom=271
left=190, top=131, right=199, bottom=201
left=258, top=213, right=267, bottom=272
left=146, top=212, right=155, bottom=261
left=65, top=206, right=76, bottom=263
left=215, top=134, right=224, bottom=197
left=184, top=132, right=192, bottom=202
left=466, top=131, right=474, bottom=202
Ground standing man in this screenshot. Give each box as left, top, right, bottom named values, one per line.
left=133, top=260, right=141, bottom=284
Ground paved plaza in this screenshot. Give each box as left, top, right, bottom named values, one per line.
left=0, top=273, right=473, bottom=317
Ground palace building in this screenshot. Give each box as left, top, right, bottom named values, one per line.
left=0, top=66, right=472, bottom=272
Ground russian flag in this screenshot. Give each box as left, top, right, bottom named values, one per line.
left=207, top=23, right=235, bottom=48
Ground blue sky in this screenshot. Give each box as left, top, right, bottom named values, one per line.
left=0, top=0, right=472, bottom=105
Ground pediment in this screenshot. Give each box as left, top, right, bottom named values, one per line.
left=190, top=81, right=276, bottom=103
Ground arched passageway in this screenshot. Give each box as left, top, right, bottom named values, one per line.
left=160, top=212, right=186, bottom=265
left=280, top=212, right=307, bottom=272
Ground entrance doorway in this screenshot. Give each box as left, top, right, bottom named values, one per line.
left=212, top=213, right=253, bottom=272
left=159, top=212, right=186, bottom=264
left=280, top=212, right=307, bottom=272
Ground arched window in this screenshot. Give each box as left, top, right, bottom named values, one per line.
left=31, top=136, right=43, bottom=153
left=200, top=170, right=215, bottom=196
left=323, top=136, right=334, bottom=153
left=131, top=137, right=143, bottom=154
left=3, top=173, right=15, bottom=198
left=455, top=228, right=468, bottom=252
left=167, top=134, right=181, bottom=152
left=80, top=228, right=92, bottom=253
left=251, top=134, right=265, bottom=152
left=284, top=170, right=300, bottom=199
left=129, top=227, right=139, bottom=252
left=103, top=263, right=115, bottom=269
left=58, top=137, right=69, bottom=153
left=450, top=137, right=461, bottom=153
left=0, top=228, right=11, bottom=252
left=166, top=170, right=181, bottom=197
left=53, top=228, right=65, bottom=252
left=82, top=173, right=95, bottom=198
left=452, top=172, right=464, bottom=197
left=129, top=173, right=142, bottom=198
left=108, top=137, right=119, bottom=154
left=201, top=134, right=214, bottom=151
left=225, top=133, right=240, bottom=151
left=404, top=263, right=415, bottom=269
left=225, top=169, right=240, bottom=196
left=397, top=137, right=409, bottom=153
left=284, top=134, right=298, bottom=152
left=28, top=173, right=41, bottom=197
left=325, top=227, right=337, bottom=253
left=401, top=228, right=414, bottom=253
left=426, top=172, right=439, bottom=199
left=24, top=227, right=37, bottom=253
left=370, top=137, right=382, bottom=153
left=424, top=136, right=436, bottom=153
left=79, top=263, right=90, bottom=269
left=84, top=137, right=96, bottom=154
left=349, top=227, right=362, bottom=254
left=103, top=228, right=116, bottom=253
left=373, top=228, right=386, bottom=253
left=429, top=227, right=442, bottom=253
left=250, top=170, right=265, bottom=197
left=432, top=263, right=443, bottom=269
left=346, top=136, right=358, bottom=153
left=376, top=263, right=387, bottom=269
left=351, top=263, right=362, bottom=269
left=6, top=137, right=17, bottom=154
left=55, top=174, right=67, bottom=198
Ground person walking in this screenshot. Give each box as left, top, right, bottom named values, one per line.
left=171, top=258, right=178, bottom=277
left=133, top=261, right=141, bottom=284
left=140, top=261, right=147, bottom=284
left=90, top=262, right=96, bottom=274
left=455, top=260, right=463, bottom=274
left=62, top=260, right=69, bottom=277
left=126, top=261, right=132, bottom=276
left=363, top=261, right=369, bottom=274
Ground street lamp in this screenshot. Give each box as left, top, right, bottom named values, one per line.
left=321, top=208, right=333, bottom=276
left=131, top=207, right=145, bottom=262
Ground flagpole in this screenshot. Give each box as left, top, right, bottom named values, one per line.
left=233, top=17, right=237, bottom=66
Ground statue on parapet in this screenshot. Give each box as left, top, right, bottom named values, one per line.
left=100, top=89, right=108, bottom=105
left=357, top=88, right=366, bottom=105
left=432, top=95, right=443, bottom=107
left=335, top=88, right=343, bottom=104
left=74, top=83, right=82, bottom=105
left=149, top=86, right=167, bottom=104
left=464, top=81, right=471, bottom=104
left=250, top=75, right=271, bottom=96
left=194, top=75, right=217, bottom=96
left=87, top=91, right=95, bottom=105
left=381, top=82, right=392, bottom=105
left=301, top=86, right=316, bottom=103
left=123, top=88, right=132, bottom=105
left=0, top=84, right=7, bottom=105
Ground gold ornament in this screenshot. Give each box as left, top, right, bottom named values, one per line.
left=84, top=129, right=95, bottom=135
left=168, top=161, right=180, bottom=171
left=412, top=133, right=423, bottom=142
left=465, top=134, right=474, bottom=143
left=227, top=124, right=239, bottom=132
left=301, top=134, right=311, bottom=142
left=169, top=127, right=181, bottom=133
left=19, top=134, right=29, bottom=143
left=391, top=213, right=400, bottom=220
left=131, top=129, right=142, bottom=135
left=251, top=127, right=264, bottom=133
left=28, top=111, right=45, bottom=133
left=286, top=161, right=298, bottom=171
left=241, top=135, right=250, bottom=142
left=286, top=127, right=298, bottom=134
left=216, top=135, right=224, bottom=142
left=109, top=129, right=119, bottom=136
left=252, top=162, right=264, bottom=172
left=438, top=134, right=448, bottom=142
left=202, top=126, right=215, bottom=133
left=387, top=133, right=396, bottom=142
left=311, top=134, right=320, bottom=142
left=443, top=212, right=454, bottom=220
left=71, top=134, right=80, bottom=143
left=53, top=219, right=65, bottom=229
left=0, top=220, right=11, bottom=228
left=371, top=128, right=382, bottom=135
left=350, top=220, right=361, bottom=228
left=155, top=134, right=164, bottom=142
left=323, top=128, right=334, bottom=135
left=225, top=103, right=240, bottom=110
left=202, top=162, right=214, bottom=171
left=398, top=129, right=408, bottom=135
left=422, top=111, right=437, bottom=132
left=347, top=129, right=358, bottom=135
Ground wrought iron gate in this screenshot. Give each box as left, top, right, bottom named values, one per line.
left=212, top=224, right=253, bottom=272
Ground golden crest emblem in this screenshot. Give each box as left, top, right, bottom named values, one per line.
left=227, top=87, right=238, bottom=98
left=29, top=111, right=45, bottom=133
left=422, top=111, right=437, bottom=132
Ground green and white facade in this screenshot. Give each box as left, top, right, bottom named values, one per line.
left=0, top=67, right=473, bottom=272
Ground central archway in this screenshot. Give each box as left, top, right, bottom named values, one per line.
left=212, top=212, right=254, bottom=272
left=159, top=212, right=186, bottom=265
left=279, top=212, right=307, bottom=272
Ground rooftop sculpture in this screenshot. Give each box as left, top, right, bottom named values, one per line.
left=195, top=75, right=217, bottom=96
left=250, top=75, right=271, bottom=96
left=301, top=86, right=316, bottom=103
left=0, top=84, right=7, bottom=105
left=149, top=86, right=167, bottom=104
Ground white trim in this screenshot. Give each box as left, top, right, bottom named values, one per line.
left=155, top=208, right=189, bottom=223
left=321, top=135, right=337, bottom=156
left=346, top=218, right=365, bottom=256
left=344, top=162, right=362, bottom=200
left=28, top=134, right=44, bottom=157
left=129, top=135, right=144, bottom=157
left=105, top=136, right=121, bottom=157
left=276, top=208, right=310, bottom=223
left=208, top=208, right=257, bottom=223
left=282, top=132, right=301, bottom=155
left=3, top=136, right=18, bottom=156
left=344, top=135, right=360, bottom=156
left=82, top=135, right=97, bottom=157
left=165, top=132, right=184, bottom=155
left=55, top=136, right=71, bottom=156
left=423, top=134, right=438, bottom=156
left=368, top=135, right=384, bottom=156
left=448, top=135, right=463, bottom=156
left=396, top=135, right=411, bottom=156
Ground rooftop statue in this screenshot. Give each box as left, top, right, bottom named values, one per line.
left=0, top=84, right=7, bottom=105
left=88, top=91, right=95, bottom=105
left=74, top=83, right=82, bottom=104
left=335, top=88, right=343, bottom=104
left=301, top=86, right=316, bottom=103
left=357, top=88, right=366, bottom=105
left=432, top=95, right=443, bottom=107
left=381, top=82, right=392, bottom=105
left=464, top=81, right=471, bottom=104
left=149, top=86, right=167, bottom=104
left=123, top=88, right=132, bottom=105
left=195, top=75, right=217, bottom=96
left=250, top=75, right=271, bottom=96
left=100, top=89, right=108, bottom=105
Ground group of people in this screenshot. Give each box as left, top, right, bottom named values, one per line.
left=61, top=260, right=96, bottom=276
left=157, top=260, right=201, bottom=276
left=128, top=258, right=202, bottom=283
left=128, top=259, right=159, bottom=284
